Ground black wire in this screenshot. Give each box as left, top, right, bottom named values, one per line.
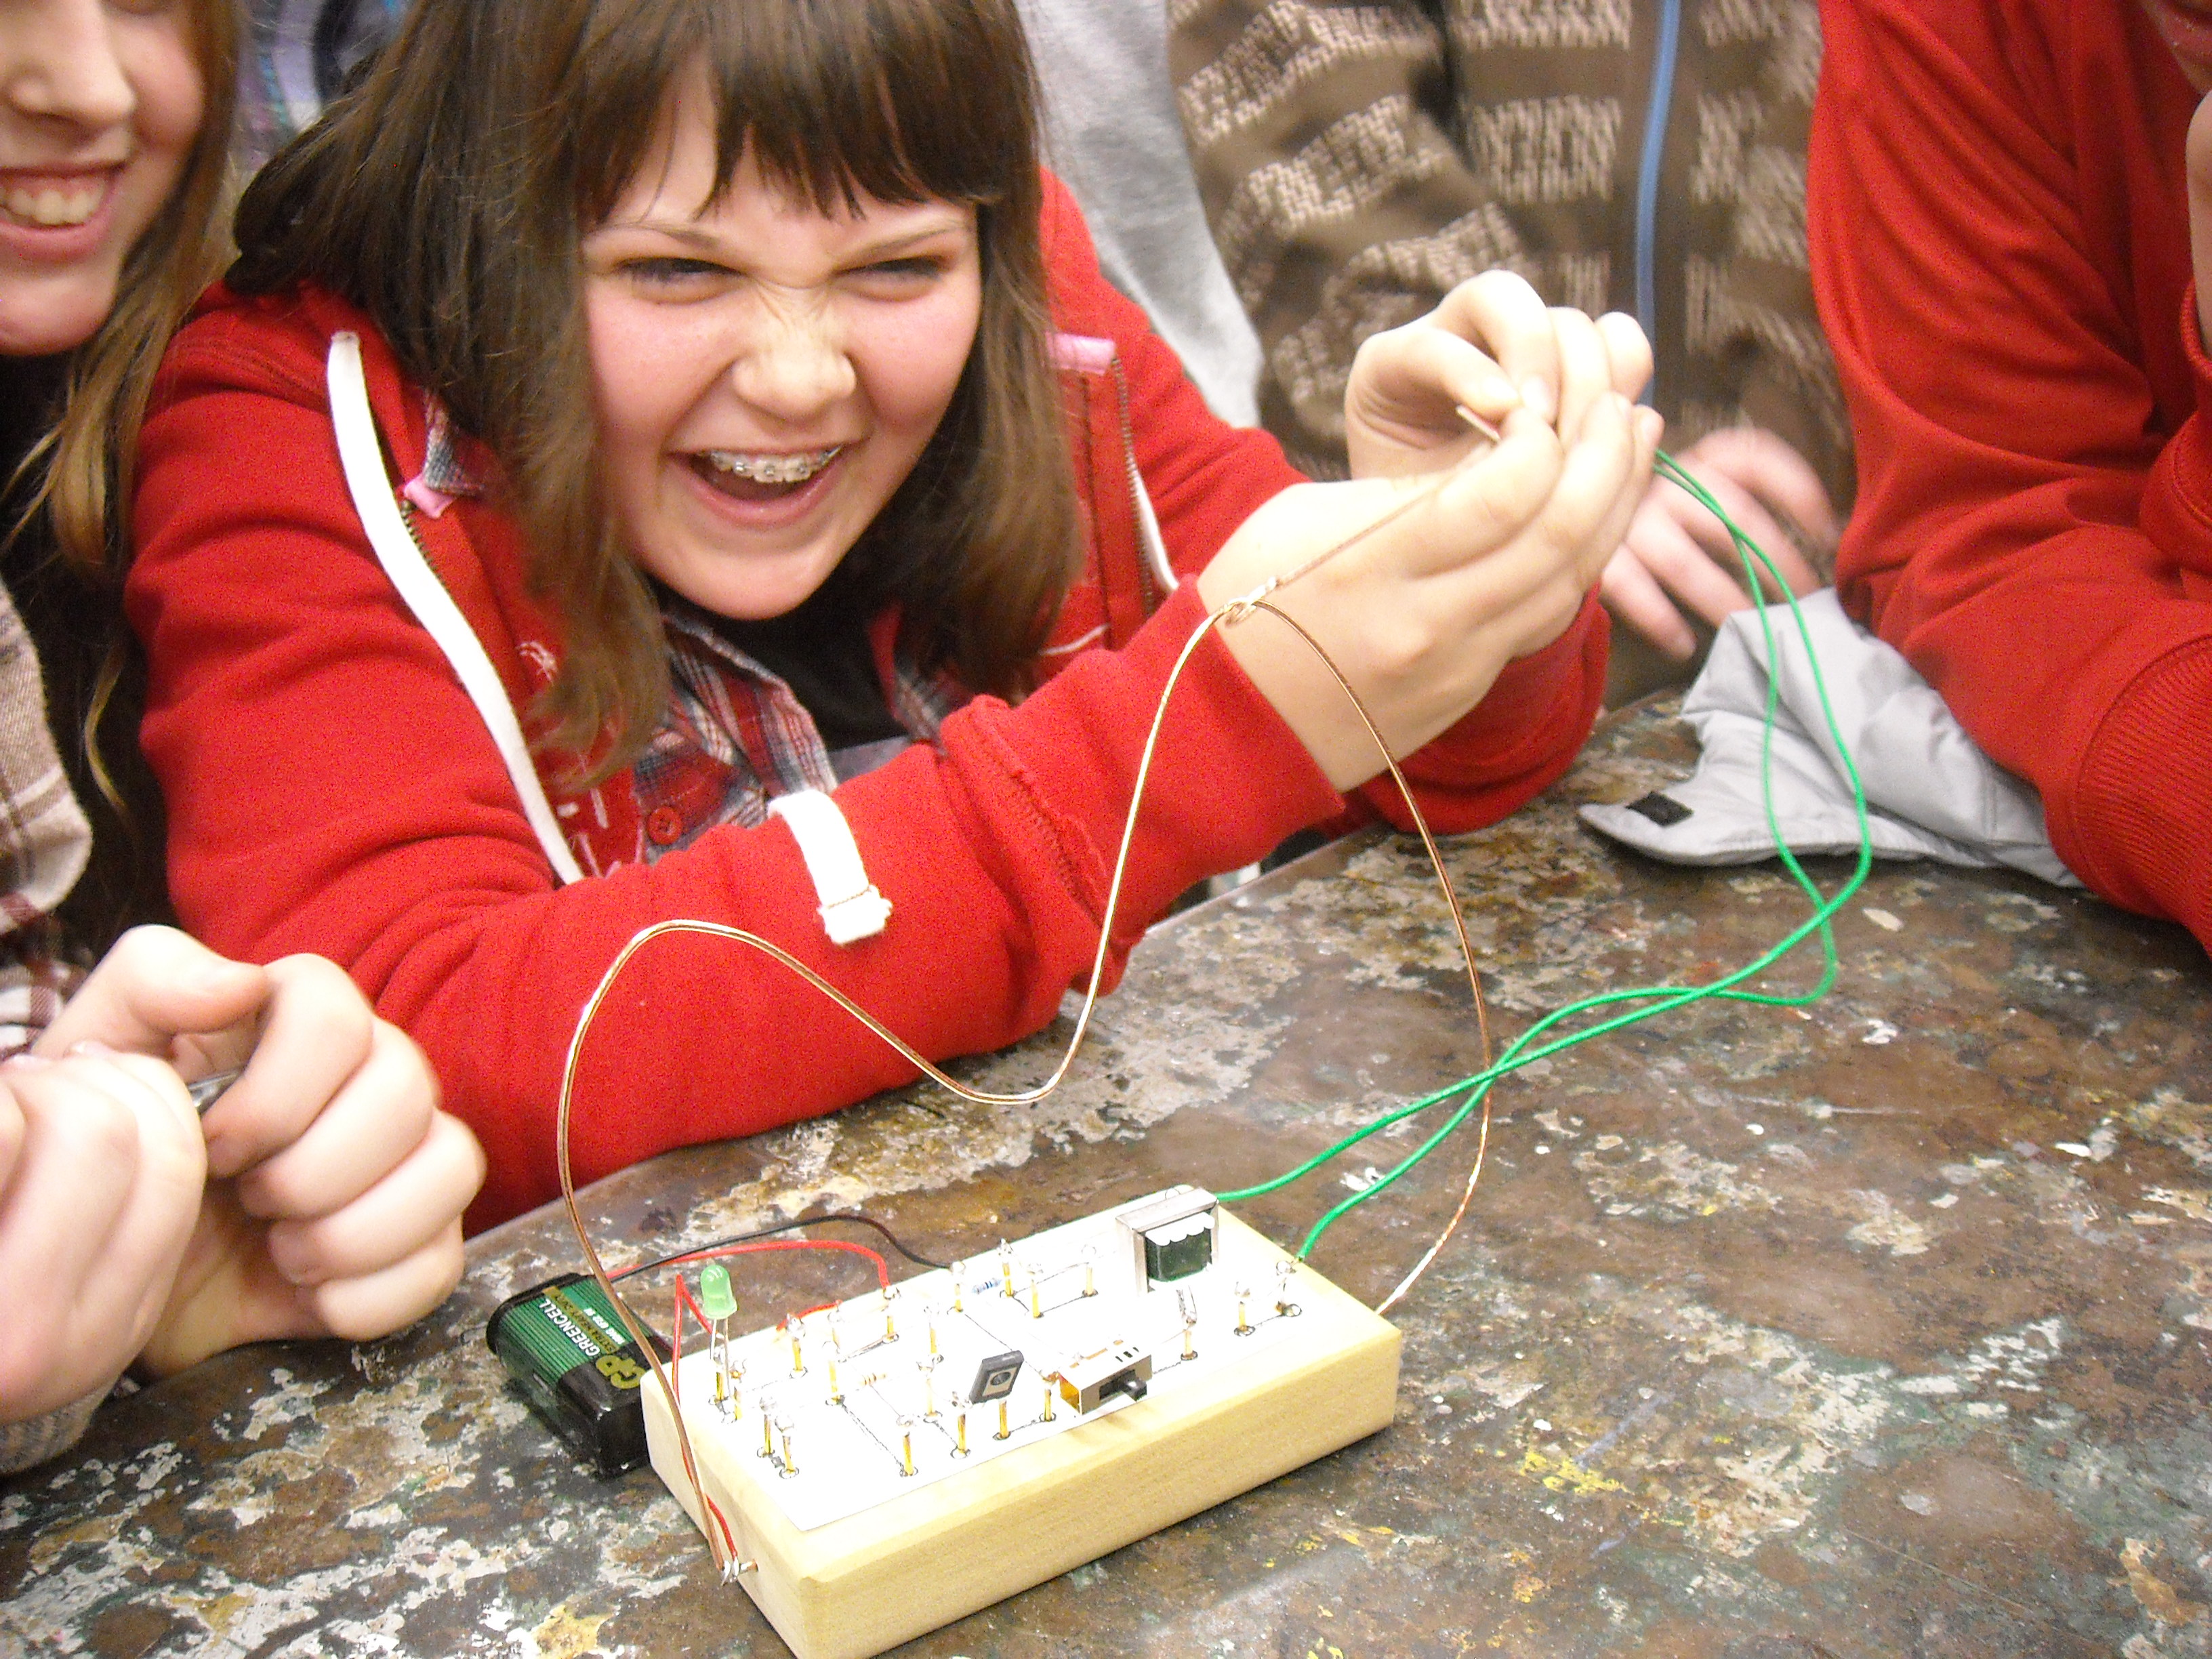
left=610, top=1211, right=951, bottom=1282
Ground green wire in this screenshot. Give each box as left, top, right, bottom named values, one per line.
left=1219, top=449, right=1876, bottom=1259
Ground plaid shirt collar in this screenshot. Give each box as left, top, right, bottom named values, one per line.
left=403, top=398, right=967, bottom=858
left=637, top=595, right=964, bottom=859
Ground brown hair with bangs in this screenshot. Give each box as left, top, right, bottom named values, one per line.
left=232, top=0, right=1080, bottom=781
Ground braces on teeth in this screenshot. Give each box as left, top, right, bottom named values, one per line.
left=708, top=447, right=840, bottom=485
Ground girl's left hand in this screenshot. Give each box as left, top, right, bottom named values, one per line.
left=1343, top=271, right=1654, bottom=478
left=35, top=929, right=484, bottom=1373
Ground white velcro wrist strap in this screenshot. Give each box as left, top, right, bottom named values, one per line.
left=766, top=789, right=891, bottom=945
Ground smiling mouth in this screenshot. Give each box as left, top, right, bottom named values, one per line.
left=705, top=447, right=842, bottom=485
left=691, top=446, right=843, bottom=506
left=0, top=173, right=113, bottom=230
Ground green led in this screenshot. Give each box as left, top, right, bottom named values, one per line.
left=699, top=1263, right=738, bottom=1322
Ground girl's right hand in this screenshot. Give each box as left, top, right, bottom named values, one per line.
left=0, top=1046, right=207, bottom=1423
left=1198, top=293, right=1660, bottom=791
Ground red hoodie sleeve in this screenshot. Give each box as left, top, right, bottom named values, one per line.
left=1811, top=0, right=2212, bottom=948
left=1038, top=174, right=1607, bottom=840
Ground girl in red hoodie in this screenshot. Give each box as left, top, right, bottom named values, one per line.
left=128, top=0, right=1662, bottom=1225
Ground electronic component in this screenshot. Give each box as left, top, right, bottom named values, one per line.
left=1114, top=1185, right=1216, bottom=1288
left=1055, top=1340, right=1151, bottom=1412
left=641, top=1189, right=1399, bottom=1659
left=966, top=1349, right=1023, bottom=1404
left=486, top=1273, right=668, bottom=1477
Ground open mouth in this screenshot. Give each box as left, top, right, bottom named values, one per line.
left=693, top=446, right=843, bottom=502
left=0, top=171, right=115, bottom=230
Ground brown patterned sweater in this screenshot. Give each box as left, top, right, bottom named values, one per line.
left=1168, top=0, right=1849, bottom=507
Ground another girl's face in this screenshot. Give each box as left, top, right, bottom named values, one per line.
left=0, top=0, right=204, bottom=356
left=581, top=76, right=983, bottom=622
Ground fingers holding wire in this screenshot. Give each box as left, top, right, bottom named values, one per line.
left=1426, top=270, right=1560, bottom=422
left=262, top=1108, right=483, bottom=1293
left=1595, top=310, right=1655, bottom=402
left=230, top=1015, right=439, bottom=1222
left=1344, top=271, right=1561, bottom=478
left=1547, top=306, right=1622, bottom=451
left=1345, top=323, right=1521, bottom=477
left=1425, top=385, right=1659, bottom=661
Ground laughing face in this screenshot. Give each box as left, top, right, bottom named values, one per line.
left=579, top=70, right=983, bottom=623
left=0, top=0, right=205, bottom=357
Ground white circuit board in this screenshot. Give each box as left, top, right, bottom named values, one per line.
left=660, top=1187, right=1313, bottom=1531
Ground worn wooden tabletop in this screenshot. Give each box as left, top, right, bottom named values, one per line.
left=9, top=699, right=2212, bottom=1658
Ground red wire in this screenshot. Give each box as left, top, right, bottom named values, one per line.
left=666, top=1274, right=741, bottom=1560
left=671, top=1277, right=710, bottom=1399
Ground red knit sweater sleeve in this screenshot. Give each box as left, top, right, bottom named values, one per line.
left=1811, top=0, right=2212, bottom=949
left=128, top=297, right=1341, bottom=1227
left=1038, top=174, right=1608, bottom=840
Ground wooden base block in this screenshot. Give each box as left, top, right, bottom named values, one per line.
left=643, top=1210, right=1399, bottom=1659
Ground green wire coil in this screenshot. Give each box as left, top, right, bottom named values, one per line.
left=1220, top=449, right=1878, bottom=1261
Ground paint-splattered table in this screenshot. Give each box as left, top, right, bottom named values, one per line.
left=10, top=698, right=2212, bottom=1658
